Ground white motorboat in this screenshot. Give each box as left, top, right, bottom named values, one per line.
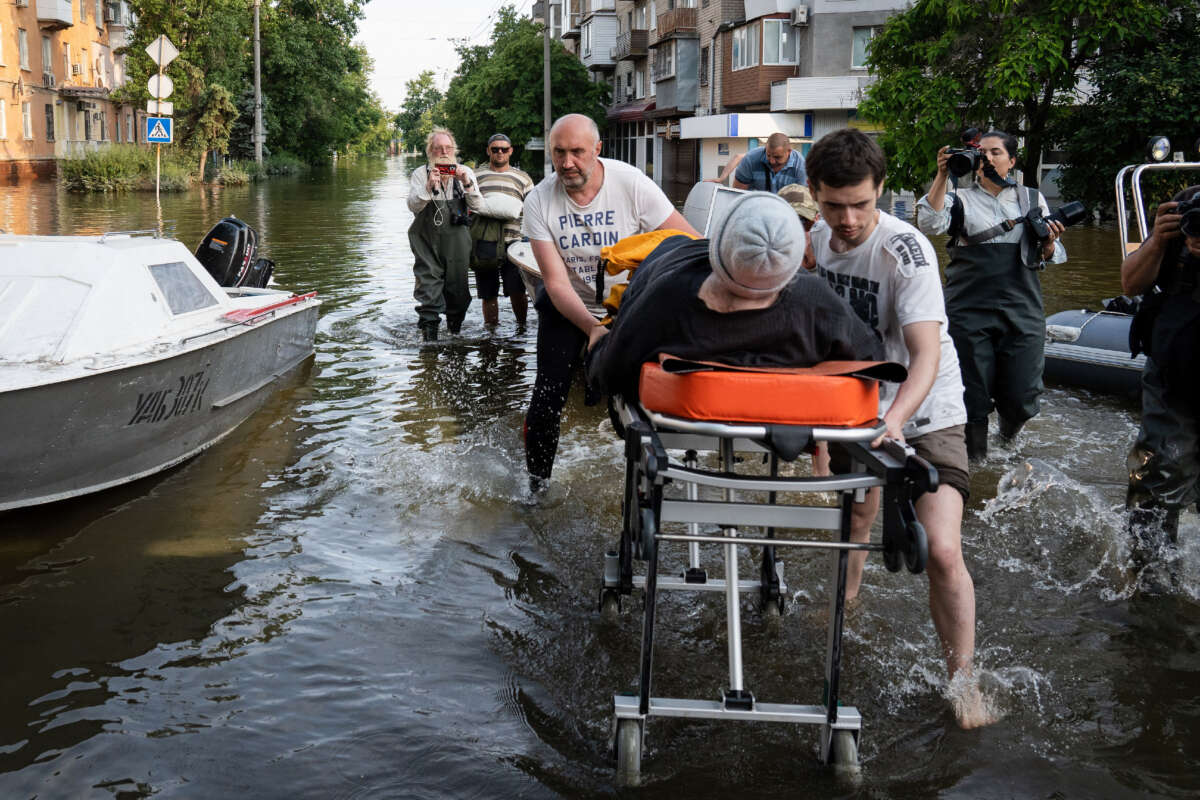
left=0, top=221, right=320, bottom=511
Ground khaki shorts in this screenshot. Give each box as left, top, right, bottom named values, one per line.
left=831, top=424, right=970, bottom=501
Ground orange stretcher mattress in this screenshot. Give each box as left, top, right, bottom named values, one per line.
left=638, top=361, right=880, bottom=427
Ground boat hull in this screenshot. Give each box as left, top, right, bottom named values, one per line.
left=0, top=304, right=318, bottom=511
left=507, top=241, right=543, bottom=298
left=1043, top=309, right=1143, bottom=397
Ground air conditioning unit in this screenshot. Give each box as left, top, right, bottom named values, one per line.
left=15, top=0, right=29, bottom=8
left=625, top=88, right=634, bottom=101
left=791, top=5, right=809, bottom=26
left=72, top=64, right=83, bottom=76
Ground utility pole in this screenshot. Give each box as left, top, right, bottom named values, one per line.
left=253, top=0, right=264, bottom=164
left=543, top=3, right=552, bottom=176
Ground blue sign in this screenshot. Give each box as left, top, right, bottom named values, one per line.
left=146, top=116, right=173, bottom=144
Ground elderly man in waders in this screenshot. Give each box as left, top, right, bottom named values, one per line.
left=408, top=127, right=483, bottom=341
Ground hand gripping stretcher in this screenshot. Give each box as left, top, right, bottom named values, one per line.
left=599, top=358, right=936, bottom=786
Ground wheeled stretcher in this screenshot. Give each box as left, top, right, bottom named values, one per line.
left=599, top=358, right=936, bottom=786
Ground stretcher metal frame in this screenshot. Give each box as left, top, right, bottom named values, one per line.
left=600, top=394, right=935, bottom=785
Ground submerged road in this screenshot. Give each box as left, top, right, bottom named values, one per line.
left=1, top=158, right=1197, bottom=797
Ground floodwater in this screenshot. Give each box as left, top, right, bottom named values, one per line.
left=1, top=160, right=1197, bottom=798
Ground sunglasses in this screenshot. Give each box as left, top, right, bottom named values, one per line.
left=490, top=146, right=512, bottom=153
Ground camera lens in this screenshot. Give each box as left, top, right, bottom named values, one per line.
left=1181, top=208, right=1200, bottom=238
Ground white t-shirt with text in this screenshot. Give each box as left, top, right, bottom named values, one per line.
left=809, top=210, right=967, bottom=437
left=523, top=157, right=675, bottom=316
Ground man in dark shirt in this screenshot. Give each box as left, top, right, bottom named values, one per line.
left=587, top=191, right=883, bottom=397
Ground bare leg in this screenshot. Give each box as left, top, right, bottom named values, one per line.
left=844, top=486, right=879, bottom=603
left=510, top=292, right=528, bottom=325
left=917, top=485, right=995, bottom=728
left=482, top=297, right=499, bottom=326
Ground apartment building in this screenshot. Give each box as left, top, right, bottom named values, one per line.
left=1, top=0, right=131, bottom=178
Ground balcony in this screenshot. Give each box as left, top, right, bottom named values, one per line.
left=770, top=76, right=873, bottom=112
left=36, top=0, right=74, bottom=30
left=656, top=7, right=697, bottom=39
left=611, top=30, right=648, bottom=61
left=562, top=12, right=581, bottom=39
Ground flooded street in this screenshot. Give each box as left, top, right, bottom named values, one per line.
left=1, top=160, right=1197, bottom=798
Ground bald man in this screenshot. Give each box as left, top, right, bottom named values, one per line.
left=521, top=113, right=699, bottom=491
left=733, top=132, right=807, bottom=193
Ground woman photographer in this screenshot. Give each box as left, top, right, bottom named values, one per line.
left=408, top=127, right=483, bottom=341
left=917, top=130, right=1067, bottom=460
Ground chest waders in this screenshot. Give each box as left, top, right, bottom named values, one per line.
left=944, top=187, right=1044, bottom=458
left=1126, top=252, right=1200, bottom=561
left=409, top=191, right=472, bottom=340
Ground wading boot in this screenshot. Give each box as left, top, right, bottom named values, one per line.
left=998, top=415, right=1026, bottom=444
left=419, top=321, right=439, bottom=342
left=447, top=318, right=463, bottom=335
left=965, top=420, right=988, bottom=462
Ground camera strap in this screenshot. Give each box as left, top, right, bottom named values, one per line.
left=951, top=187, right=1036, bottom=246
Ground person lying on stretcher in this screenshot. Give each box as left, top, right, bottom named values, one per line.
left=585, top=191, right=884, bottom=396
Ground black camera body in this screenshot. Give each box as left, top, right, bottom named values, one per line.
left=947, top=147, right=983, bottom=178
left=1024, top=201, right=1087, bottom=243
left=1176, top=196, right=1200, bottom=237
left=450, top=208, right=472, bottom=226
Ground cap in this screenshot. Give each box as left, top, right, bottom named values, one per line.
left=707, top=191, right=805, bottom=299
left=487, top=133, right=512, bottom=146
left=777, top=183, right=819, bottom=222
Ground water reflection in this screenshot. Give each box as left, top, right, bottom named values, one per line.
left=1, top=162, right=1197, bottom=797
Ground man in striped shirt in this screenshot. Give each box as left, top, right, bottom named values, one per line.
left=473, top=133, right=535, bottom=326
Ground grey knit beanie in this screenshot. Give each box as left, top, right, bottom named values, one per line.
left=707, top=191, right=805, bottom=298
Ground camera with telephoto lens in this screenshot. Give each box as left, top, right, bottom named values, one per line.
left=1177, top=196, right=1200, bottom=238
left=946, top=127, right=983, bottom=178
left=1024, top=201, right=1087, bottom=243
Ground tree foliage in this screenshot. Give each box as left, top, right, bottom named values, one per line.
left=441, top=6, right=609, bottom=177
left=859, top=0, right=1163, bottom=192
left=116, top=0, right=390, bottom=168
left=395, top=71, right=445, bottom=153
left=1053, top=2, right=1200, bottom=213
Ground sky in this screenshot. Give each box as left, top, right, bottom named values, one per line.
left=356, top=0, right=538, bottom=112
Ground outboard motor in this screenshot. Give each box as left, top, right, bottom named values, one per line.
left=195, top=216, right=275, bottom=288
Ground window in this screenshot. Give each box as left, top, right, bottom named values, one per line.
left=149, top=263, right=219, bottom=315
left=41, top=37, right=52, bottom=78
left=635, top=67, right=645, bottom=98
left=64, top=43, right=71, bottom=78
left=699, top=45, right=709, bottom=86
left=763, top=19, right=796, bottom=65
left=0, top=100, right=6, bottom=140
left=655, top=40, right=675, bottom=79
left=95, top=0, right=103, bottom=27
left=22, top=102, right=33, bottom=139
left=18, top=29, right=29, bottom=71
left=0, top=24, right=5, bottom=67
left=852, top=26, right=881, bottom=69
left=44, top=104, right=54, bottom=141
left=583, top=21, right=591, bottom=56
left=732, top=23, right=758, bottom=71
left=635, top=2, right=647, bottom=29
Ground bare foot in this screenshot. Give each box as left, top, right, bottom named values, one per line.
left=948, top=674, right=1002, bottom=729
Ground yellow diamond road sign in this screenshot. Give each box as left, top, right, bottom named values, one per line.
left=145, top=35, right=179, bottom=68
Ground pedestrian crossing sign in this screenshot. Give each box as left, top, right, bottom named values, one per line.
left=146, top=116, right=173, bottom=144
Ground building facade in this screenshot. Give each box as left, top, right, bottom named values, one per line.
left=536, top=0, right=908, bottom=205
left=1, top=0, right=132, bottom=179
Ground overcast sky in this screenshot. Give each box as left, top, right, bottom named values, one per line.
left=357, top=0, right=537, bottom=112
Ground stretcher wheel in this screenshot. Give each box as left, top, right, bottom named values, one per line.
left=904, top=518, right=928, bottom=574
left=638, top=509, right=657, bottom=561
left=600, top=590, right=621, bottom=619
left=614, top=719, right=642, bottom=787
left=830, top=729, right=859, bottom=767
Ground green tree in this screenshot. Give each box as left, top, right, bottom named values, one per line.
left=442, top=6, right=609, bottom=177
left=1054, top=2, right=1200, bottom=213
left=114, top=0, right=251, bottom=169
left=859, top=0, right=1163, bottom=192
left=396, top=71, right=445, bottom=154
